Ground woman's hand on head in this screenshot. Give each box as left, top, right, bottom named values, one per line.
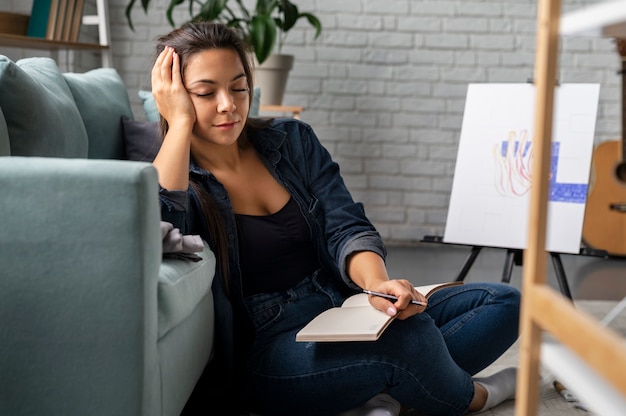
left=365, top=279, right=427, bottom=320
left=151, top=46, right=196, bottom=128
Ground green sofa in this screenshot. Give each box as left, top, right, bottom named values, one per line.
left=0, top=56, right=216, bottom=416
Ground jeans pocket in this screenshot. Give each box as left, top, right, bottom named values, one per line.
left=250, top=302, right=284, bottom=334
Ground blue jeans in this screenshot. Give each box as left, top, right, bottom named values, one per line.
left=244, top=270, right=520, bottom=416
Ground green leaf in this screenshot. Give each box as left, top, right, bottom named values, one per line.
left=278, top=1, right=298, bottom=32
left=125, top=0, right=136, bottom=31
left=249, top=14, right=277, bottom=64
left=301, top=12, right=322, bottom=39
left=166, top=0, right=186, bottom=27
left=124, top=0, right=322, bottom=58
left=198, top=0, right=229, bottom=21
left=125, top=0, right=158, bottom=31
left=255, top=0, right=277, bottom=16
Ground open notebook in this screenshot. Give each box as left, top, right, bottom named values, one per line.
left=296, top=281, right=462, bottom=342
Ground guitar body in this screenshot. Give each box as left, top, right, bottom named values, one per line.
left=582, top=39, right=626, bottom=256
left=582, top=140, right=626, bottom=256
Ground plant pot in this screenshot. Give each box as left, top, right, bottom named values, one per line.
left=254, top=54, right=294, bottom=106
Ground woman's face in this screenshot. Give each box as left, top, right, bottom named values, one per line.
left=183, top=48, right=250, bottom=147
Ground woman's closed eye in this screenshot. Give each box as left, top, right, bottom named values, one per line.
left=231, top=82, right=250, bottom=93
left=194, top=87, right=248, bottom=98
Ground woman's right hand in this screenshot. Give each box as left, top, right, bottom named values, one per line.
left=151, top=46, right=194, bottom=191
left=151, top=46, right=196, bottom=128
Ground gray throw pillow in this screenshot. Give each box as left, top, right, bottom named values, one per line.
left=121, top=116, right=161, bottom=162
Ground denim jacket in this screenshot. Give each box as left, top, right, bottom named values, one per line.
left=159, top=118, right=387, bottom=391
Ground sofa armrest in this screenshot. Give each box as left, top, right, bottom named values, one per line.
left=0, top=157, right=163, bottom=415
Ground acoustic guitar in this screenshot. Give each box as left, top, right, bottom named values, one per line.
left=582, top=39, right=626, bottom=256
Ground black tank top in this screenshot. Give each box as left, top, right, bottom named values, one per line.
left=235, top=197, right=320, bottom=296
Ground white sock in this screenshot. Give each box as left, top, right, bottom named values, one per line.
left=338, top=393, right=401, bottom=416
left=473, top=367, right=517, bottom=411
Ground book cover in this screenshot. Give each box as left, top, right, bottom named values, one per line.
left=295, top=281, right=462, bottom=342
left=27, top=0, right=53, bottom=38
left=45, top=0, right=60, bottom=40
left=61, top=0, right=76, bottom=41
left=53, top=0, right=68, bottom=41
left=68, top=0, right=85, bottom=42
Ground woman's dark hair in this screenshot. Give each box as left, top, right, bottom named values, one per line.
left=154, top=21, right=270, bottom=294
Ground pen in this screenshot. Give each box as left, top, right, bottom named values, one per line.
left=363, top=290, right=427, bottom=306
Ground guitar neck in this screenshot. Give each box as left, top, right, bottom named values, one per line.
left=616, top=38, right=626, bottom=162
left=618, top=38, right=626, bottom=162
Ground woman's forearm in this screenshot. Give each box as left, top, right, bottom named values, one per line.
left=153, top=123, right=193, bottom=190
left=346, top=251, right=390, bottom=290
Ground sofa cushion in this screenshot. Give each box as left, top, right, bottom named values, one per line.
left=64, top=68, right=133, bottom=159
left=0, top=108, right=9, bottom=156
left=121, top=116, right=161, bottom=162
left=0, top=56, right=88, bottom=157
left=139, top=90, right=160, bottom=122
left=158, top=243, right=216, bottom=338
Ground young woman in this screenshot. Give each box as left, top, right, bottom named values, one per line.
left=152, top=21, right=521, bottom=416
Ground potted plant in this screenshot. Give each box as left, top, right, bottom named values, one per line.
left=125, top=0, right=322, bottom=105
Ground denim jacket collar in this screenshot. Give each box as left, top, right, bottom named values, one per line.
left=189, top=123, right=287, bottom=177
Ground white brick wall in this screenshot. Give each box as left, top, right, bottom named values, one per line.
left=3, top=0, right=621, bottom=245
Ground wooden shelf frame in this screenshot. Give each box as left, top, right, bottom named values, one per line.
left=0, top=0, right=112, bottom=67
left=0, top=33, right=108, bottom=50
left=516, top=1, right=626, bottom=415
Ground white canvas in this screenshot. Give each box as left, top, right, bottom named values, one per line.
left=444, top=83, right=600, bottom=254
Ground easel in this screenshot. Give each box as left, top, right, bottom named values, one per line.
left=421, top=235, right=608, bottom=300
left=438, top=79, right=604, bottom=301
